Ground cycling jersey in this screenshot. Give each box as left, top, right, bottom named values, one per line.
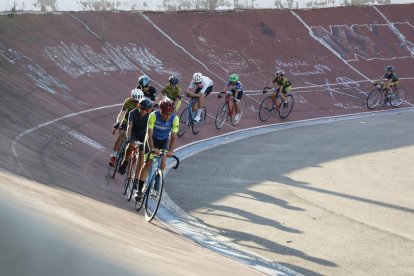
left=147, top=111, right=179, bottom=141
left=128, top=108, right=150, bottom=140
left=272, top=76, right=292, bottom=87
left=162, top=85, right=181, bottom=100
left=188, top=76, right=214, bottom=94
left=272, top=76, right=292, bottom=94
left=384, top=73, right=399, bottom=82
left=225, top=81, right=243, bottom=92
left=137, top=85, right=157, bottom=101
left=121, top=98, right=138, bottom=126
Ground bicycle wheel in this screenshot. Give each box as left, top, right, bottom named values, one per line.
left=390, top=87, right=406, bottom=107
left=134, top=184, right=146, bottom=212
left=145, top=169, right=164, bottom=222
left=366, top=89, right=383, bottom=109
left=215, top=103, right=227, bottom=129
left=259, top=96, right=275, bottom=121
left=112, top=139, right=127, bottom=179
left=192, top=107, right=206, bottom=135
left=231, top=99, right=244, bottom=125
left=177, top=108, right=190, bottom=137
left=122, top=157, right=133, bottom=195
left=279, top=94, right=294, bottom=119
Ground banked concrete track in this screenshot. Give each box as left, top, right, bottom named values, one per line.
left=1, top=4, right=414, bottom=275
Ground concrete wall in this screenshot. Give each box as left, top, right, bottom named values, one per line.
left=1, top=0, right=414, bottom=13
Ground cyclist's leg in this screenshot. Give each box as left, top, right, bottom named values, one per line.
left=234, top=91, right=243, bottom=115
left=175, top=98, right=182, bottom=112
left=114, top=124, right=127, bottom=152
left=118, top=141, right=132, bottom=175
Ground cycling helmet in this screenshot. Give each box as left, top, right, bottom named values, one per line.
left=276, top=70, right=285, bottom=77
left=385, top=65, right=394, bottom=72
left=229, top=74, right=239, bottom=82
left=131, top=88, right=144, bottom=101
left=138, top=75, right=151, bottom=87
left=159, top=97, right=175, bottom=114
left=193, top=72, right=203, bottom=83
left=138, top=98, right=153, bottom=110
left=169, top=76, right=179, bottom=86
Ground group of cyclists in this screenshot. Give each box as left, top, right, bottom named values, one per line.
left=109, top=64, right=399, bottom=201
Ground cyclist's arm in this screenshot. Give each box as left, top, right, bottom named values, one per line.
left=147, top=112, right=156, bottom=151
left=167, top=116, right=179, bottom=156
left=116, top=109, right=127, bottom=125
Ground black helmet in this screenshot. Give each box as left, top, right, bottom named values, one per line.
left=169, top=76, right=179, bottom=85
left=138, top=75, right=151, bottom=87
left=385, top=65, right=394, bottom=72
left=138, top=98, right=153, bottom=110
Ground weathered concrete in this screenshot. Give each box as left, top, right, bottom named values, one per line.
left=1, top=4, right=414, bottom=275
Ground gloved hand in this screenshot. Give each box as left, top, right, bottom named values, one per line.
left=113, top=122, right=120, bottom=129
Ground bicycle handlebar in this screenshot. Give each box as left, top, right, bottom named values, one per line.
left=149, top=149, right=180, bottom=169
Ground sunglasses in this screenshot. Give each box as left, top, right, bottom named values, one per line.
left=195, top=82, right=202, bottom=85
left=143, top=85, right=149, bottom=88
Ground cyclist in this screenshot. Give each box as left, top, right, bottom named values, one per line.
left=186, top=72, right=213, bottom=122
left=161, top=75, right=183, bottom=112
left=110, top=88, right=144, bottom=167
left=134, top=97, right=179, bottom=201
left=221, top=73, right=243, bottom=121
left=373, top=65, right=399, bottom=95
left=138, top=74, right=157, bottom=106
left=118, top=98, right=153, bottom=176
left=271, top=69, right=292, bottom=107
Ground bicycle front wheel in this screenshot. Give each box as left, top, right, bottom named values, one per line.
left=215, top=103, right=227, bottom=129
left=177, top=108, right=190, bottom=137
left=259, top=96, right=275, bottom=121
left=112, top=139, right=127, bottom=179
left=192, top=107, right=206, bottom=135
left=366, top=89, right=383, bottom=109
left=145, top=169, right=164, bottom=222
left=390, top=87, right=406, bottom=107
left=279, top=94, right=294, bottom=119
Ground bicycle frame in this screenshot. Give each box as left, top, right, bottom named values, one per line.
left=134, top=149, right=179, bottom=222
left=178, top=97, right=206, bottom=136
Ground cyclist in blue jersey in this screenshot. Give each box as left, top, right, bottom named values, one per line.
left=135, top=97, right=179, bottom=201
left=221, top=73, right=243, bottom=121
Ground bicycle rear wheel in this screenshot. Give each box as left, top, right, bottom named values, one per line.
left=259, top=96, right=275, bottom=121
left=177, top=108, right=190, bottom=137
left=134, top=186, right=146, bottom=212
left=231, top=99, right=244, bottom=125
left=215, top=103, right=227, bottom=129
left=112, top=139, right=127, bottom=179
left=366, top=89, right=382, bottom=109
left=279, top=94, right=294, bottom=119
left=145, top=170, right=164, bottom=222
left=390, top=87, right=406, bottom=107
left=192, top=107, right=206, bottom=135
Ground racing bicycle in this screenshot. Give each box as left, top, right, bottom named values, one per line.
left=177, top=96, right=206, bottom=137
left=123, top=141, right=144, bottom=201
left=259, top=87, right=294, bottom=121
left=111, top=136, right=128, bottom=179
left=366, top=82, right=406, bottom=109
left=215, top=91, right=244, bottom=129
left=134, top=150, right=179, bottom=222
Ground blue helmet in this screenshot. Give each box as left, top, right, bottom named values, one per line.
left=138, top=75, right=151, bottom=87
left=385, top=65, right=394, bottom=72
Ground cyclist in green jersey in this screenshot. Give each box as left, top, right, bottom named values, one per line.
left=135, top=97, right=179, bottom=201
left=110, top=89, right=144, bottom=166
left=161, top=76, right=183, bottom=112
left=272, top=70, right=292, bottom=107
left=373, top=65, right=399, bottom=95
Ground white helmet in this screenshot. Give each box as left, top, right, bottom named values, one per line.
left=275, top=70, right=285, bottom=77
left=193, top=72, right=203, bottom=83
left=131, top=88, right=144, bottom=101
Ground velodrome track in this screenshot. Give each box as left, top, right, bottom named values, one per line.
left=1, top=4, right=414, bottom=275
